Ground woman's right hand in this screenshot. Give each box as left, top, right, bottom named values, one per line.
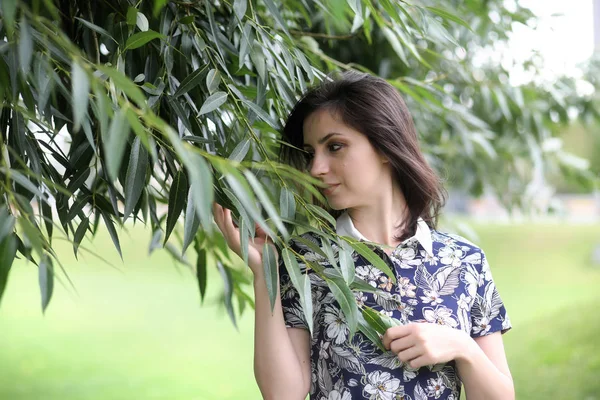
left=212, top=202, right=276, bottom=277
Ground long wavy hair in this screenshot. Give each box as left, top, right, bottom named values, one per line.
left=279, top=71, right=446, bottom=240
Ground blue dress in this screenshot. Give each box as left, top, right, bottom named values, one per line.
left=279, top=213, right=511, bottom=400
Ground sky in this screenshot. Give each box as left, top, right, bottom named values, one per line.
left=504, top=0, right=596, bottom=86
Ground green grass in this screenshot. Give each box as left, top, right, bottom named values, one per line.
left=1, top=221, right=600, bottom=399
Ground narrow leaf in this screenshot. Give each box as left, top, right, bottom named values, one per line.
left=97, top=66, right=146, bottom=107
left=326, top=277, right=358, bottom=337
left=263, top=0, right=291, bottom=38
left=101, top=211, right=122, bottom=260
left=182, top=187, right=200, bottom=255
left=18, top=16, right=33, bottom=75
left=233, top=0, right=247, bottom=21
left=206, top=69, right=221, bottom=93
left=38, top=254, right=54, bottom=312
left=125, top=30, right=164, bottom=50
left=282, top=248, right=313, bottom=333
left=75, top=17, right=116, bottom=42
left=73, top=217, right=89, bottom=259
left=164, top=171, right=189, bottom=245
left=338, top=241, right=355, bottom=285
left=0, top=234, right=18, bottom=304
left=71, top=61, right=89, bottom=133
left=136, top=12, right=149, bottom=32
left=244, top=171, right=288, bottom=240
left=196, top=246, right=207, bottom=303
left=306, top=204, right=336, bottom=227
left=123, top=136, right=149, bottom=220
left=103, top=107, right=130, bottom=182
left=348, top=241, right=396, bottom=283
left=228, top=138, right=250, bottom=162
left=199, top=91, right=227, bottom=115
left=425, top=6, right=473, bottom=31
left=217, top=261, right=237, bottom=328
left=358, top=313, right=386, bottom=352
left=173, top=65, right=207, bottom=97
left=279, top=187, right=296, bottom=220
left=262, top=243, right=278, bottom=312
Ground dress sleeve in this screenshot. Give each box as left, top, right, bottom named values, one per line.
left=470, top=251, right=512, bottom=337
left=278, top=244, right=310, bottom=330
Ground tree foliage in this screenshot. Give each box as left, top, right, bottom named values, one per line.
left=0, top=0, right=598, bottom=337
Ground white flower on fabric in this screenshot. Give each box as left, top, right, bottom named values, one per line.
left=439, top=246, right=464, bottom=267
left=391, top=247, right=422, bottom=269
left=397, top=301, right=416, bottom=319
left=318, top=340, right=330, bottom=360
left=325, top=389, right=351, bottom=400
left=378, top=275, right=393, bottom=292
left=363, top=371, right=402, bottom=400
left=426, top=376, right=446, bottom=398
left=472, top=316, right=492, bottom=335
left=324, top=306, right=349, bottom=344
left=348, top=378, right=359, bottom=387
left=354, top=291, right=367, bottom=307
left=420, top=289, right=444, bottom=305
left=397, top=277, right=417, bottom=298
left=456, top=293, right=472, bottom=310
left=423, top=306, right=459, bottom=328
left=356, top=265, right=383, bottom=286
left=420, top=250, right=439, bottom=266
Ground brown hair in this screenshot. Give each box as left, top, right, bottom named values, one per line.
left=279, top=71, right=446, bottom=240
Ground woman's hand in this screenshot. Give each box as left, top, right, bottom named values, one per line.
left=382, top=323, right=473, bottom=369
left=212, top=202, right=276, bottom=277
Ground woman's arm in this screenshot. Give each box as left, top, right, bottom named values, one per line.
left=253, top=267, right=311, bottom=400
left=213, top=204, right=311, bottom=400
left=455, top=332, right=514, bottom=400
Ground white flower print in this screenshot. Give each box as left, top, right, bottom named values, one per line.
left=324, top=306, right=349, bottom=344
left=456, top=293, right=472, bottom=310
left=426, top=376, right=446, bottom=398
left=439, top=246, right=464, bottom=267
left=420, top=289, right=444, bottom=305
left=378, top=275, right=393, bottom=292
left=423, top=306, right=459, bottom=328
left=324, top=389, right=352, bottom=400
left=354, top=291, right=367, bottom=307
left=319, top=340, right=331, bottom=360
left=391, top=247, right=422, bottom=269
left=363, top=371, right=403, bottom=400
left=397, top=276, right=417, bottom=298
left=420, top=249, right=439, bottom=266
left=355, top=265, right=383, bottom=286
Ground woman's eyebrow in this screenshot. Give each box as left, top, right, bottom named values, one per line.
left=303, top=132, right=343, bottom=148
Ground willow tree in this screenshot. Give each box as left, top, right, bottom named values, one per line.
left=0, top=0, right=597, bottom=336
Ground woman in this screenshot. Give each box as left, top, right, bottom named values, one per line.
left=213, top=71, right=513, bottom=400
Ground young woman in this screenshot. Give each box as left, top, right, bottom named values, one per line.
left=213, top=71, right=513, bottom=400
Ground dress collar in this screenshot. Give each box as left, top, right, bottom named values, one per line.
left=336, top=211, right=434, bottom=257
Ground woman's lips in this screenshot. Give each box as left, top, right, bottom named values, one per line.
left=322, top=184, right=340, bottom=196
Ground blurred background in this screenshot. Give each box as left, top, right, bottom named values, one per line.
left=1, top=0, right=600, bottom=399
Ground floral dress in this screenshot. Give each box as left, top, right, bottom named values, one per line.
left=279, top=214, right=511, bottom=400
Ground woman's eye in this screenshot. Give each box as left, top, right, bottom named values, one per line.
left=329, top=143, right=343, bottom=152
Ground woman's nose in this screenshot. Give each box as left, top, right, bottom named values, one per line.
left=309, top=152, right=329, bottom=177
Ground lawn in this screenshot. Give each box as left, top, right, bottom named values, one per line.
left=0, top=221, right=599, bottom=399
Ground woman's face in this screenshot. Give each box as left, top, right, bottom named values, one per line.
left=302, top=108, right=390, bottom=210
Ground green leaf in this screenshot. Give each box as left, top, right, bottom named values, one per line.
left=38, top=254, right=54, bottom=312
left=357, top=313, right=386, bottom=352
left=347, top=241, right=396, bottom=283
left=164, top=170, right=189, bottom=245
left=326, top=276, right=358, bottom=337
left=233, top=0, right=247, bottom=21
left=103, top=107, right=130, bottom=182
left=73, top=217, right=89, bottom=259
left=279, top=187, right=296, bottom=220
left=425, top=6, right=473, bottom=31
left=0, top=0, right=17, bottom=37
left=217, top=261, right=237, bottom=328
left=294, top=49, right=314, bottom=82
left=173, top=65, right=207, bottom=98
left=361, top=306, right=388, bottom=335
left=136, top=12, right=149, bottom=32
left=18, top=16, right=33, bottom=75
left=18, top=217, right=43, bottom=259
left=338, top=240, right=355, bottom=285
left=239, top=217, right=249, bottom=266
left=244, top=171, right=289, bottom=240
left=124, top=30, right=165, bottom=50
left=0, top=234, right=17, bottom=304
left=101, top=211, right=122, bottom=260
left=238, top=22, right=254, bottom=69
left=228, top=138, right=250, bottom=162
left=282, top=248, right=313, bottom=333
left=0, top=208, right=15, bottom=244
left=74, top=17, right=116, bottom=43
left=71, top=61, right=89, bottom=133
left=187, top=153, right=214, bottom=233
left=97, top=66, right=147, bottom=108
left=1, top=168, right=46, bottom=200
left=195, top=245, right=208, bottom=303
left=199, top=91, right=227, bottom=115
left=306, top=204, right=336, bottom=227
left=123, top=136, right=148, bottom=221
left=262, top=243, right=278, bottom=312
left=182, top=187, right=200, bottom=255
left=243, top=100, right=280, bottom=129
left=263, top=0, right=291, bottom=38
left=126, top=7, right=137, bottom=26
left=206, top=69, right=221, bottom=93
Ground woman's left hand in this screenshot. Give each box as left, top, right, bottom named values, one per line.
left=382, top=323, right=472, bottom=369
